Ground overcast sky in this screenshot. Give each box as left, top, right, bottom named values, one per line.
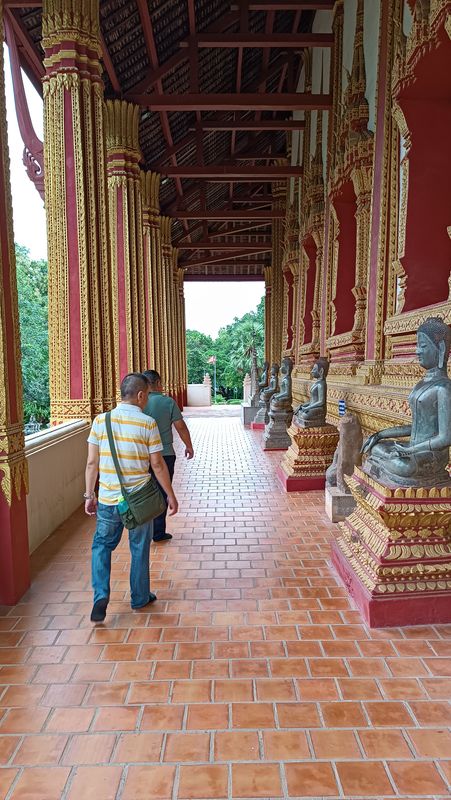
left=4, top=45, right=264, bottom=338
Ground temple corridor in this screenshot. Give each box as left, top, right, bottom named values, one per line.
left=0, top=414, right=451, bottom=799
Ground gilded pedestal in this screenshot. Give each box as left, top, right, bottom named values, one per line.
left=278, top=422, right=339, bottom=491
left=262, top=408, right=292, bottom=451
left=332, top=467, right=451, bottom=627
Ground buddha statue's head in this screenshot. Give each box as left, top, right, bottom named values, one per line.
left=312, top=357, right=330, bottom=380
left=271, top=362, right=279, bottom=376
left=417, top=317, right=451, bottom=371
left=280, top=356, right=293, bottom=376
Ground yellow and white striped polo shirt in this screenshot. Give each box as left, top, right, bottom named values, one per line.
left=88, top=403, right=163, bottom=505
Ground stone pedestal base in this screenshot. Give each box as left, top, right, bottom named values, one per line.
left=278, top=422, right=339, bottom=492
left=325, top=486, right=356, bottom=523
left=262, top=409, right=292, bottom=451
left=241, top=403, right=258, bottom=426
left=251, top=421, right=265, bottom=431
left=331, top=467, right=451, bottom=627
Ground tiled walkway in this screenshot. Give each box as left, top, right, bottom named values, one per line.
left=1, top=416, right=451, bottom=799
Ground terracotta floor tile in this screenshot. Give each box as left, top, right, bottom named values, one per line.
left=231, top=659, right=269, bottom=677
left=115, top=732, right=163, bottom=762
left=186, top=703, right=229, bottom=730
left=263, top=730, right=310, bottom=760
left=122, top=765, right=175, bottom=799
left=409, top=700, right=451, bottom=725
left=420, top=677, right=451, bottom=698
left=380, top=677, right=427, bottom=699
left=0, top=685, right=46, bottom=707
left=277, top=702, right=321, bottom=728
left=232, top=703, right=275, bottom=729
left=179, top=765, right=228, bottom=798
left=336, top=761, right=394, bottom=796
left=407, top=728, right=451, bottom=757
left=85, top=683, right=128, bottom=706
left=42, top=683, right=88, bottom=707
left=358, top=729, right=413, bottom=759
left=388, top=761, right=448, bottom=794
left=365, top=700, right=415, bottom=726
left=214, top=679, right=253, bottom=701
left=93, top=706, right=139, bottom=731
left=128, top=681, right=170, bottom=704
left=0, top=767, right=18, bottom=797
left=296, top=678, right=339, bottom=700
left=338, top=678, right=382, bottom=700
left=171, top=679, right=211, bottom=703
left=321, top=701, right=367, bottom=727
left=0, top=708, right=50, bottom=734
left=192, top=659, right=229, bottom=678
left=46, top=707, right=95, bottom=733
left=13, top=734, right=68, bottom=766
left=309, top=658, right=349, bottom=677
left=66, top=765, right=123, bottom=800
left=311, top=729, right=360, bottom=759
left=348, top=657, right=390, bottom=676
left=141, top=705, right=185, bottom=731
left=250, top=641, right=285, bottom=657
left=154, top=660, right=191, bottom=679
left=0, top=735, right=19, bottom=764
left=164, top=732, right=210, bottom=762
left=256, top=678, right=296, bottom=701
left=9, top=766, right=70, bottom=799
left=62, top=733, right=115, bottom=765
left=232, top=763, right=282, bottom=797
left=214, top=730, right=260, bottom=761
left=285, top=762, right=338, bottom=797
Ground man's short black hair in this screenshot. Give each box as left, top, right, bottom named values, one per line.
left=143, top=369, right=161, bottom=387
left=120, top=373, right=149, bottom=399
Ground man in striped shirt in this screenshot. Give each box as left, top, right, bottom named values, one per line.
left=84, top=373, right=178, bottom=622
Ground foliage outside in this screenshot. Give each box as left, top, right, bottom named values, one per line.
left=186, top=296, right=264, bottom=398
left=15, top=244, right=50, bottom=424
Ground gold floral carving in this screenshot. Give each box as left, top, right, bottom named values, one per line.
left=280, top=423, right=339, bottom=480
left=43, top=0, right=115, bottom=424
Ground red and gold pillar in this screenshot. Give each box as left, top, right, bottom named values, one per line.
left=270, top=179, right=286, bottom=363
left=178, top=268, right=188, bottom=407
left=105, top=100, right=145, bottom=378
left=141, top=170, right=160, bottom=372
left=264, top=266, right=272, bottom=364
left=42, top=0, right=115, bottom=423
left=0, top=0, right=30, bottom=603
left=159, top=217, right=173, bottom=394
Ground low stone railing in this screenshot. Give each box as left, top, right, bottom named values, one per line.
left=25, top=419, right=90, bottom=553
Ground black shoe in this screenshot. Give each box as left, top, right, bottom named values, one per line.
left=153, top=533, right=172, bottom=542
left=90, top=597, right=108, bottom=623
left=132, top=592, right=158, bottom=610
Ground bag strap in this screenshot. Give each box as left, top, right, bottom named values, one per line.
left=105, top=411, right=128, bottom=497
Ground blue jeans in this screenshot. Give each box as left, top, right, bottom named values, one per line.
left=91, top=503, right=153, bottom=609
left=150, top=454, right=176, bottom=538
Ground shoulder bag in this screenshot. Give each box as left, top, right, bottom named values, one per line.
left=105, top=411, right=166, bottom=529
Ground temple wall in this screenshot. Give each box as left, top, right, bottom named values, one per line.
left=25, top=421, right=89, bottom=553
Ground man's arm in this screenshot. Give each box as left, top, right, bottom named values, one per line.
left=173, top=419, right=194, bottom=459
left=85, top=443, right=99, bottom=516
left=150, top=451, right=179, bottom=515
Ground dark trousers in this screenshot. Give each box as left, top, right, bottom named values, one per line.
left=151, top=454, right=176, bottom=539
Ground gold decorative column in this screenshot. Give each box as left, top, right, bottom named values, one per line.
left=160, top=216, right=175, bottom=395
left=178, top=268, right=188, bottom=406
left=170, top=247, right=181, bottom=403
left=0, top=0, right=30, bottom=603
left=141, top=170, right=161, bottom=372
left=105, top=100, right=146, bottom=377
left=42, top=0, right=115, bottom=422
left=264, top=265, right=272, bottom=364
left=270, top=178, right=287, bottom=363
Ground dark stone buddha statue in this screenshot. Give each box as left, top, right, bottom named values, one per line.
left=294, top=357, right=329, bottom=428
left=362, top=317, right=451, bottom=487
left=270, top=357, right=293, bottom=412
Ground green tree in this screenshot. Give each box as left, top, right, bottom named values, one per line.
left=186, top=329, right=214, bottom=383
left=187, top=295, right=264, bottom=398
left=15, top=244, right=49, bottom=423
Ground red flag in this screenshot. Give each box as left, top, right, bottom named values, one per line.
left=207, top=356, right=216, bottom=364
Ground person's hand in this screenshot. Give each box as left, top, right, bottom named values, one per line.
left=393, top=442, right=412, bottom=458
left=361, top=432, right=380, bottom=454
left=185, top=446, right=194, bottom=460
left=167, top=493, right=179, bottom=516
left=85, top=497, right=97, bottom=516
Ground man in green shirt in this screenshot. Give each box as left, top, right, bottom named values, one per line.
left=143, top=370, right=194, bottom=542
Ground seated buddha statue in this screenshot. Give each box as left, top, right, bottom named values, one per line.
left=270, top=357, right=293, bottom=412
left=362, top=317, right=451, bottom=487
left=251, top=360, right=269, bottom=406
left=294, top=357, right=329, bottom=428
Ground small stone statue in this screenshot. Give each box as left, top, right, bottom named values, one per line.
left=251, top=360, right=269, bottom=407
left=261, top=362, right=279, bottom=423
left=294, top=357, right=329, bottom=428
left=362, top=317, right=451, bottom=487
left=270, top=357, right=293, bottom=412
left=326, top=413, right=363, bottom=494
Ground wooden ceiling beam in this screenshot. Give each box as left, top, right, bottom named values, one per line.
left=179, top=250, right=270, bottom=267
left=132, top=93, right=331, bottom=111
left=171, top=210, right=282, bottom=219
left=180, top=33, right=333, bottom=48
left=160, top=165, right=302, bottom=179
left=177, top=242, right=271, bottom=250
left=231, top=0, right=334, bottom=9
